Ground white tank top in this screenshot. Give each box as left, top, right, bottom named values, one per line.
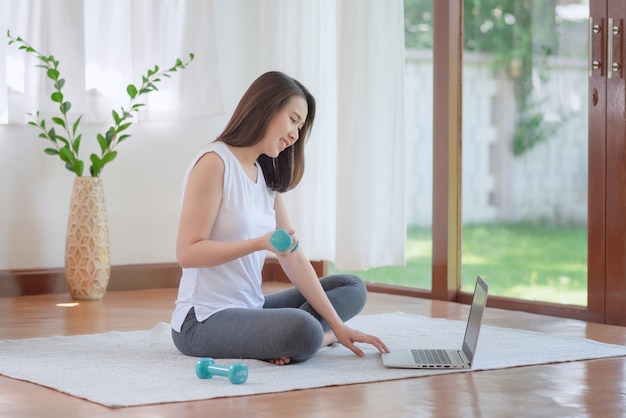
left=171, top=141, right=277, bottom=332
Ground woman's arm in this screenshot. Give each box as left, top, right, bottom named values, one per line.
left=273, top=195, right=389, bottom=357
left=175, top=152, right=270, bottom=268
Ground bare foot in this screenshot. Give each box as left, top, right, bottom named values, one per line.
left=321, top=330, right=338, bottom=347
left=268, top=357, right=291, bottom=366
left=267, top=331, right=338, bottom=365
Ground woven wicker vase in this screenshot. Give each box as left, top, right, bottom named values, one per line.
left=64, top=177, right=111, bottom=300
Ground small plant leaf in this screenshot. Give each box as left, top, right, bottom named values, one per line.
left=72, top=115, right=82, bottom=135
left=44, top=148, right=59, bottom=155
left=59, top=146, right=74, bottom=164
left=117, top=122, right=132, bottom=133
left=97, top=133, right=108, bottom=154
left=47, top=68, right=59, bottom=80
left=102, top=150, right=118, bottom=164
left=51, top=92, right=63, bottom=103
left=90, top=153, right=101, bottom=165
left=52, top=117, right=65, bottom=129
left=117, top=134, right=131, bottom=144
left=74, top=160, right=84, bottom=177
left=90, top=154, right=103, bottom=177
left=127, top=84, right=138, bottom=99
left=54, top=135, right=70, bottom=147
left=73, top=133, right=82, bottom=153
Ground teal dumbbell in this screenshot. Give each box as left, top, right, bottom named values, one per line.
left=195, top=358, right=248, bottom=385
left=270, top=229, right=299, bottom=253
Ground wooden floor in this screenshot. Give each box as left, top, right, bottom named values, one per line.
left=1, top=283, right=626, bottom=417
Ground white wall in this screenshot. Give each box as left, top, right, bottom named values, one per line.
left=0, top=1, right=262, bottom=270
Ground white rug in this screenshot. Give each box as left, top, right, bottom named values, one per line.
left=1, top=312, right=625, bottom=408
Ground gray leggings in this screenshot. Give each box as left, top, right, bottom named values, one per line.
left=171, top=274, right=367, bottom=363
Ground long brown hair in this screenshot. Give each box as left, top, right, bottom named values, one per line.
left=217, top=71, right=316, bottom=192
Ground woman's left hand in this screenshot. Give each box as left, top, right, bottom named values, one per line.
left=333, top=324, right=390, bottom=357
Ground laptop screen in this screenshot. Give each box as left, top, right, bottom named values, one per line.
left=461, top=276, right=489, bottom=362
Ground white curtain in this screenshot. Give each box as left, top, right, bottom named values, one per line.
left=0, top=0, right=8, bottom=123
left=259, top=0, right=339, bottom=263
left=334, top=1, right=406, bottom=270
left=259, top=0, right=406, bottom=270
left=2, top=0, right=222, bottom=125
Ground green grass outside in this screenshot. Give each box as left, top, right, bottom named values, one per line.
left=330, top=223, right=587, bottom=306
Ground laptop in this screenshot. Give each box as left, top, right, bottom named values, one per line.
left=381, top=275, right=489, bottom=369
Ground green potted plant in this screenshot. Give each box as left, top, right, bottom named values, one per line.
left=7, top=30, right=194, bottom=299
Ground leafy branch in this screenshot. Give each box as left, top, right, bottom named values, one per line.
left=7, top=30, right=194, bottom=177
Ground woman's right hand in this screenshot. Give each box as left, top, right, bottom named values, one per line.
left=332, top=323, right=390, bottom=358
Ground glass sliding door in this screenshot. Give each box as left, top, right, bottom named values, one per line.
left=461, top=1, right=589, bottom=305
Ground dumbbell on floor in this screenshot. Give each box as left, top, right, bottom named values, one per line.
left=195, top=358, right=248, bottom=385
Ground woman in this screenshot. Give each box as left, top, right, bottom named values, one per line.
left=171, top=71, right=389, bottom=365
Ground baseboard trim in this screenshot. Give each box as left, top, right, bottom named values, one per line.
left=0, top=259, right=327, bottom=297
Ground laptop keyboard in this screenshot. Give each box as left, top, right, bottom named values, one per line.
left=411, top=349, right=454, bottom=365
